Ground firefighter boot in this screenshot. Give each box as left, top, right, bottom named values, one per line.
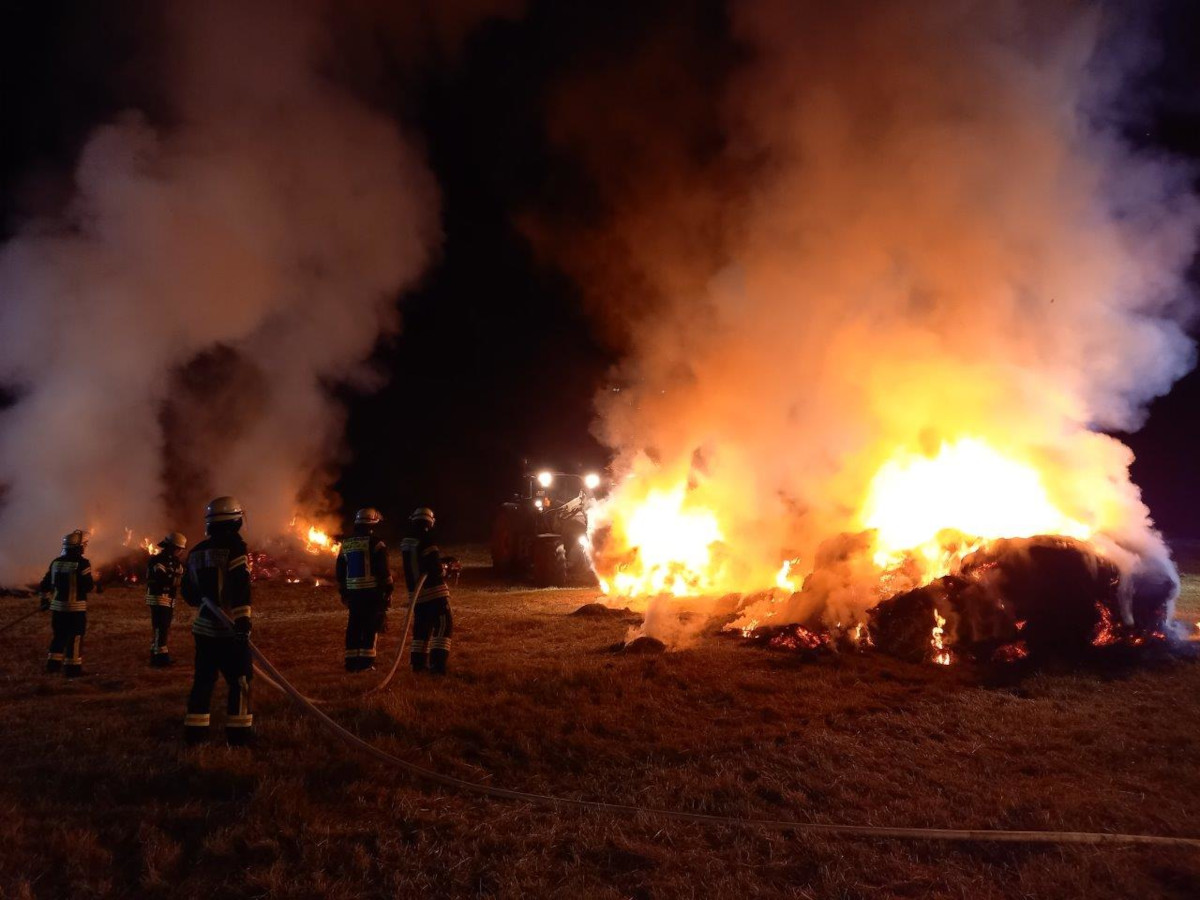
left=184, top=713, right=211, bottom=745
left=429, top=648, right=449, bottom=676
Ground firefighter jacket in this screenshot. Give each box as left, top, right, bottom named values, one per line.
left=181, top=531, right=251, bottom=638
left=145, top=550, right=185, bottom=608
left=400, top=528, right=450, bottom=604
left=39, top=550, right=95, bottom=612
left=336, top=529, right=393, bottom=597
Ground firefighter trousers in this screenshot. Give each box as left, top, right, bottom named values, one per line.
left=150, top=605, right=174, bottom=666
left=411, top=597, right=452, bottom=674
left=185, top=635, right=253, bottom=745
left=47, top=611, right=86, bottom=677
left=344, top=592, right=387, bottom=671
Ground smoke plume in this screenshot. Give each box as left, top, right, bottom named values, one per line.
left=0, top=0, right=462, bottom=580
left=543, top=2, right=1199, bottom=639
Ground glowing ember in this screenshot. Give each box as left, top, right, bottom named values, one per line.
left=930, top=609, right=952, bottom=665
left=1092, top=603, right=1121, bottom=647
left=767, top=626, right=827, bottom=652
left=863, top=438, right=1090, bottom=578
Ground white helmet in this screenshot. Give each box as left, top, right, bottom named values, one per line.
left=409, top=507, right=435, bottom=528
left=205, top=496, right=244, bottom=524
left=355, top=508, right=383, bottom=526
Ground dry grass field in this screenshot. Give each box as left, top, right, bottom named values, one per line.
left=1, top=548, right=1199, bottom=899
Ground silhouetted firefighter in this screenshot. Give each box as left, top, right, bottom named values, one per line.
left=401, top=507, right=453, bottom=674
left=39, top=530, right=95, bottom=677
left=182, top=497, right=254, bottom=746
left=336, top=507, right=394, bottom=671
left=145, top=532, right=187, bottom=666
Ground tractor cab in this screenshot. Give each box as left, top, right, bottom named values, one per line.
left=492, top=470, right=602, bottom=586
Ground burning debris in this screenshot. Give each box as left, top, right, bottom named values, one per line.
left=589, top=432, right=1188, bottom=668
left=95, top=516, right=341, bottom=588
left=746, top=535, right=1182, bottom=668
left=563, top=1, right=1198, bottom=668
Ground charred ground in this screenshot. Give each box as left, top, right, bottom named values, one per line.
left=0, top=550, right=1198, bottom=898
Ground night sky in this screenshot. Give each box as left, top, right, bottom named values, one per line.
left=3, top=0, right=1199, bottom=541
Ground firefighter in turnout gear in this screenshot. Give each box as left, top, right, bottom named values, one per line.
left=145, top=532, right=187, bottom=666
left=181, top=497, right=254, bottom=746
left=38, top=530, right=95, bottom=677
left=401, top=507, right=453, bottom=674
left=336, top=507, right=394, bottom=671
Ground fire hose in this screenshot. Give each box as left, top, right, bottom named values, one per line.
left=199, top=599, right=1199, bottom=849
left=0, top=606, right=41, bottom=636
left=365, top=574, right=427, bottom=695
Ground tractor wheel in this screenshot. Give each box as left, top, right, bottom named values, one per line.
left=491, top=509, right=519, bottom=576
left=532, top=535, right=567, bottom=587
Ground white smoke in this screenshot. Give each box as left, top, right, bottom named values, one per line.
left=0, top=0, right=442, bottom=580
left=563, top=1, right=1198, bottom=639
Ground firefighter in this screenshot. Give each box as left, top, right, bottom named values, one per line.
left=336, top=507, right=394, bottom=672
left=181, top=497, right=254, bottom=746
left=38, top=530, right=95, bottom=677
left=400, top=507, right=452, bottom=674
left=145, top=532, right=187, bottom=666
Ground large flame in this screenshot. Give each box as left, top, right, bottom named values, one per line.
left=290, top=517, right=341, bottom=556
left=597, top=484, right=726, bottom=597
left=861, top=437, right=1091, bottom=578
left=592, top=436, right=1093, bottom=602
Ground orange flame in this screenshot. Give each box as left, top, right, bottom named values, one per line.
left=862, top=438, right=1090, bottom=580
left=593, top=436, right=1093, bottom=632
left=290, top=518, right=341, bottom=556
left=595, top=484, right=727, bottom=597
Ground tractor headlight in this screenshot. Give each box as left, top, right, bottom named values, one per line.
left=584, top=473, right=601, bottom=490
left=537, top=471, right=554, bottom=488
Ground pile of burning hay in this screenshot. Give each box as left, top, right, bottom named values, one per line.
left=101, top=538, right=338, bottom=588
left=743, top=535, right=1183, bottom=668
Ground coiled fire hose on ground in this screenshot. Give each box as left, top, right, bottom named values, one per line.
left=201, top=598, right=1199, bottom=849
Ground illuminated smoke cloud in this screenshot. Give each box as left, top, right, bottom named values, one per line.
left=0, top=0, right=456, bottom=580
left=540, top=2, right=1199, bottom=639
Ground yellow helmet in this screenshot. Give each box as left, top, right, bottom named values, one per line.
left=160, top=532, right=188, bottom=550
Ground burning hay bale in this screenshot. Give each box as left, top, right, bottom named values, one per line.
left=868, top=535, right=1175, bottom=665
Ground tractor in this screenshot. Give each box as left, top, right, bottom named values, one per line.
left=491, top=470, right=601, bottom=586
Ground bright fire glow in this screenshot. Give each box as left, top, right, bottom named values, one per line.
left=776, top=560, right=798, bottom=592
left=862, top=437, right=1090, bottom=576
left=931, top=609, right=952, bottom=665
left=122, top=527, right=158, bottom=556
left=597, top=484, right=725, bottom=597
left=290, top=518, right=341, bottom=556
left=592, top=436, right=1098, bottom=673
